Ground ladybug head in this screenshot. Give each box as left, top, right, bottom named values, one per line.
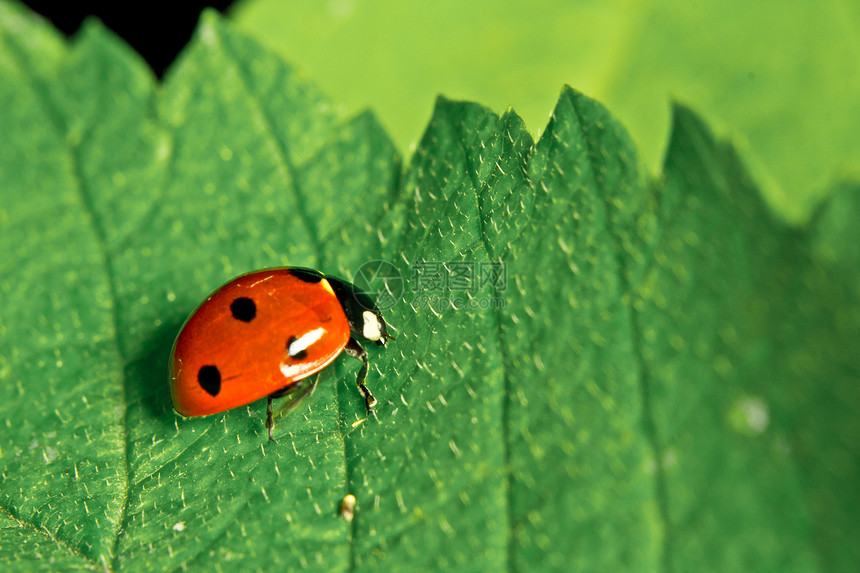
left=326, top=276, right=392, bottom=346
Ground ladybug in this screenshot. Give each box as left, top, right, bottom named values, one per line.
left=169, top=267, right=391, bottom=440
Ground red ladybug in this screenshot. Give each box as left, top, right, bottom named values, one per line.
left=169, top=267, right=391, bottom=440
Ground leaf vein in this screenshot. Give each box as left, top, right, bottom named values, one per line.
left=0, top=504, right=103, bottom=571
left=569, top=98, right=672, bottom=572
left=1, top=29, right=130, bottom=570
left=219, top=41, right=322, bottom=262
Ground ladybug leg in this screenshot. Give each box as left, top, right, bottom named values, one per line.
left=265, top=396, right=276, bottom=442
left=344, top=337, right=377, bottom=412
left=265, top=376, right=321, bottom=441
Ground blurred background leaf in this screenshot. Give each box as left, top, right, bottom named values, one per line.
left=233, top=0, right=860, bottom=222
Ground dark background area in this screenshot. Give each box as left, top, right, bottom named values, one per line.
left=21, top=1, right=236, bottom=77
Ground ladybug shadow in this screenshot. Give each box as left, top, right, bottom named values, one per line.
left=124, top=316, right=185, bottom=424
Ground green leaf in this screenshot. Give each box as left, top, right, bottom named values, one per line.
left=1, top=5, right=859, bottom=572
left=0, top=3, right=127, bottom=570
left=646, top=108, right=860, bottom=572
left=232, top=0, right=860, bottom=222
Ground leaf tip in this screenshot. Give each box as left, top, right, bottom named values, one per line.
left=668, top=101, right=707, bottom=137
left=195, top=7, right=226, bottom=46
left=76, top=15, right=110, bottom=39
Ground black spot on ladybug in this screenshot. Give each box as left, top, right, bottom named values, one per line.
left=198, top=365, right=221, bottom=396
left=286, top=336, right=308, bottom=360
left=290, top=268, right=324, bottom=283
left=230, top=297, right=256, bottom=322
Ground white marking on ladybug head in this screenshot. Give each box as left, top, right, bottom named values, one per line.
left=287, top=327, right=325, bottom=358
left=362, top=311, right=382, bottom=342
